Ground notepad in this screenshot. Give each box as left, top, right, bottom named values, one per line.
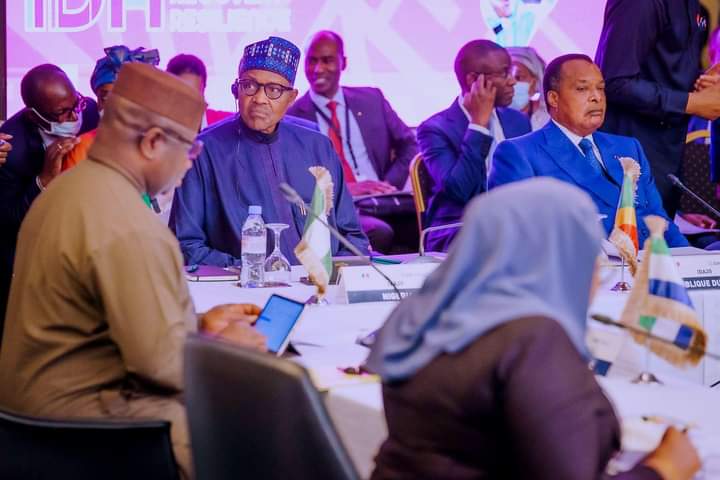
left=185, top=265, right=240, bottom=282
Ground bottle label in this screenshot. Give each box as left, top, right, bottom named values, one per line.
left=242, top=236, right=266, bottom=254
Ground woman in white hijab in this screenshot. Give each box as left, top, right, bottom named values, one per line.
left=367, top=178, right=700, bottom=480
left=507, top=46, right=551, bottom=130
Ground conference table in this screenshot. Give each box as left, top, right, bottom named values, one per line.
left=188, top=260, right=720, bottom=479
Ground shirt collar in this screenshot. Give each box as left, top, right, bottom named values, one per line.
left=310, top=87, right=345, bottom=110
left=457, top=95, right=498, bottom=126
left=552, top=119, right=596, bottom=148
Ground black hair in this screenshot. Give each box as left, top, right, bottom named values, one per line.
left=166, top=54, right=207, bottom=86
left=20, top=64, right=67, bottom=109
left=308, top=30, right=345, bottom=57
left=543, top=53, right=594, bottom=103
left=453, top=39, right=505, bottom=90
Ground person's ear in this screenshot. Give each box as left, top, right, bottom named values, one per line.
left=340, top=55, right=348, bottom=71
left=546, top=90, right=559, bottom=110
left=138, top=127, right=165, bottom=160
left=288, top=89, right=299, bottom=103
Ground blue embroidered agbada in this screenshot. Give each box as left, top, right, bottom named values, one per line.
left=169, top=115, right=369, bottom=266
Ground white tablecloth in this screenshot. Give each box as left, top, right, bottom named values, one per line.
left=187, top=261, right=720, bottom=479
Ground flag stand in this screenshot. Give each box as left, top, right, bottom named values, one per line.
left=632, top=334, right=662, bottom=384
left=611, top=257, right=631, bottom=291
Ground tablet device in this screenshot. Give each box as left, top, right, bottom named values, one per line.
left=254, top=294, right=305, bottom=355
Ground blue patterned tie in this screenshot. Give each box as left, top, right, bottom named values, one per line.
left=579, top=138, right=603, bottom=175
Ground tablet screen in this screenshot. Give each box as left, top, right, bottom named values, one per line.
left=254, top=295, right=305, bottom=353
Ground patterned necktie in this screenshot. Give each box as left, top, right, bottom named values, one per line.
left=578, top=138, right=603, bottom=175
left=326, top=100, right=357, bottom=183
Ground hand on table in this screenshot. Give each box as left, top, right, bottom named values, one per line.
left=681, top=213, right=717, bottom=229
left=0, top=133, right=12, bottom=166
left=199, top=303, right=267, bottom=352
left=349, top=180, right=397, bottom=196
left=694, top=73, right=720, bottom=92
left=642, top=427, right=701, bottom=480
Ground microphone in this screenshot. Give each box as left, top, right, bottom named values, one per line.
left=667, top=174, right=720, bottom=219
left=590, top=314, right=720, bottom=363
left=278, top=182, right=404, bottom=304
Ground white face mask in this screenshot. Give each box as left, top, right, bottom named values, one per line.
left=31, top=107, right=83, bottom=138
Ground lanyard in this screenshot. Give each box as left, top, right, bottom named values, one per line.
left=312, top=99, right=360, bottom=172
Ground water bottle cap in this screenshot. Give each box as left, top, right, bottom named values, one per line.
left=248, top=205, right=262, bottom=215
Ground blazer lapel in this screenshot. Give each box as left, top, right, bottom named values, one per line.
left=293, top=92, right=316, bottom=121
left=540, top=122, right=620, bottom=207
left=343, top=87, right=383, bottom=175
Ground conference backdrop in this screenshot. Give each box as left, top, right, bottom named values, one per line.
left=7, top=0, right=606, bottom=125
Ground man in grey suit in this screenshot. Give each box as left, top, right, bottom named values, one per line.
left=288, top=31, right=418, bottom=253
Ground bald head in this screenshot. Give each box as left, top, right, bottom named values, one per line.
left=20, top=64, right=80, bottom=125
left=305, top=30, right=346, bottom=98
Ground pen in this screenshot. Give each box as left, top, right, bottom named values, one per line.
left=641, top=415, right=697, bottom=432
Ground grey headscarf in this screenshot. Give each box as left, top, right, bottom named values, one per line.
left=365, top=178, right=603, bottom=382
left=507, top=46, right=549, bottom=129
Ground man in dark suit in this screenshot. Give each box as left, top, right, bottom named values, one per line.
left=288, top=31, right=417, bottom=253
left=489, top=54, right=687, bottom=247
left=595, top=0, right=720, bottom=218
left=417, top=39, right=530, bottom=252
left=0, top=64, right=99, bottom=330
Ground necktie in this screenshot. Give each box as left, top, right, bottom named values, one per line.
left=326, top=100, right=357, bottom=183
left=578, top=138, right=603, bottom=175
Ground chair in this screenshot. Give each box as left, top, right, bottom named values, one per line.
left=409, top=152, right=433, bottom=233
left=680, top=130, right=720, bottom=215
left=0, top=408, right=179, bottom=479
left=184, top=334, right=361, bottom=480
left=409, top=153, right=463, bottom=256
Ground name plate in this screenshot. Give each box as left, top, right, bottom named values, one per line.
left=675, top=253, right=720, bottom=291
left=338, top=263, right=439, bottom=303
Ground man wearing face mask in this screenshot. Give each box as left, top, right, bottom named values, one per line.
left=0, top=64, right=99, bottom=331
left=416, top=39, right=530, bottom=252
left=170, top=37, right=368, bottom=267
left=508, top=46, right=550, bottom=131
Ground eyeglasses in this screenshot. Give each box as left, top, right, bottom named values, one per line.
left=236, top=78, right=293, bottom=100
left=143, top=127, right=204, bottom=159
left=51, top=95, right=87, bottom=120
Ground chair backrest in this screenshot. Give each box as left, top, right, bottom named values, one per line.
left=0, top=409, right=178, bottom=479
left=184, top=334, right=360, bottom=480
left=409, top=153, right=434, bottom=232
left=681, top=131, right=720, bottom=215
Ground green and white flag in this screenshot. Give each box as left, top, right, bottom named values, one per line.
left=294, top=166, right=333, bottom=292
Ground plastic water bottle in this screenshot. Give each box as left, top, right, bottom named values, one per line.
left=241, top=205, right=267, bottom=287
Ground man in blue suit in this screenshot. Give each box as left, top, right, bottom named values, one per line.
left=418, top=39, right=531, bottom=252
left=489, top=54, right=687, bottom=247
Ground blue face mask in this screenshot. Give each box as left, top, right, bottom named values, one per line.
left=32, top=108, right=83, bottom=138
left=510, top=81, right=531, bottom=111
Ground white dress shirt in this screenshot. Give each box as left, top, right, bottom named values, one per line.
left=458, top=96, right=505, bottom=173
left=552, top=119, right=605, bottom=168
left=309, top=88, right=378, bottom=181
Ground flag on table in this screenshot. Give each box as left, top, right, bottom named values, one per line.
left=619, top=215, right=707, bottom=367
left=294, top=166, right=333, bottom=293
left=609, top=157, right=641, bottom=275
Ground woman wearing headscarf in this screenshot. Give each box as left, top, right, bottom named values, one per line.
left=507, top=46, right=550, bottom=131
left=366, top=178, right=700, bottom=480
left=62, top=45, right=159, bottom=171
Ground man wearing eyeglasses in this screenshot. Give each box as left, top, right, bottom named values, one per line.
left=0, top=64, right=99, bottom=331
left=171, top=36, right=368, bottom=268
left=416, top=39, right=531, bottom=252
left=0, top=63, right=268, bottom=479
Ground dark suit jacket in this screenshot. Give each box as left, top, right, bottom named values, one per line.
left=416, top=100, right=530, bottom=252
left=595, top=0, right=706, bottom=214
left=373, top=316, right=661, bottom=480
left=0, top=102, right=99, bottom=324
left=287, top=86, right=417, bottom=189
left=489, top=121, right=687, bottom=247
